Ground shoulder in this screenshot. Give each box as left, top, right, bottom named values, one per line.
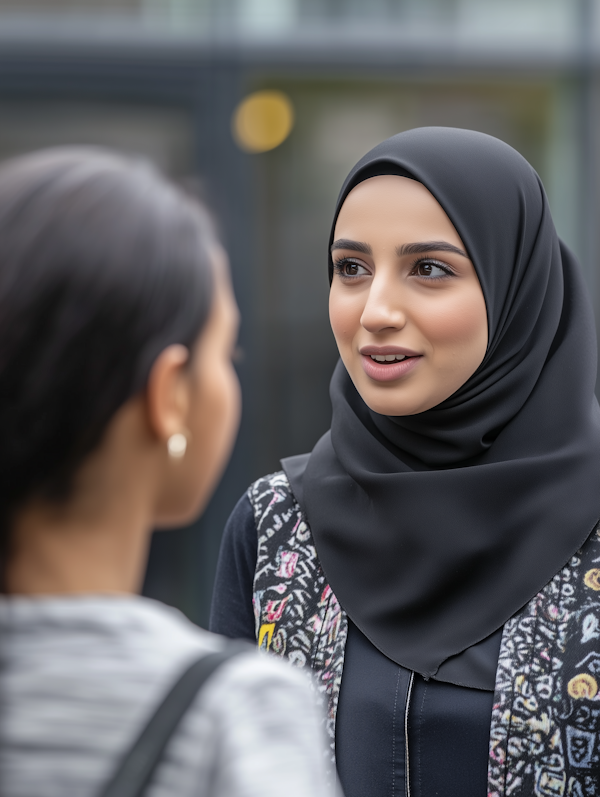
left=0, top=594, right=222, bottom=667
left=219, top=472, right=300, bottom=552
left=247, top=470, right=302, bottom=528
left=211, top=472, right=309, bottom=641
left=221, top=470, right=298, bottom=541
left=224, top=489, right=256, bottom=543
left=248, top=469, right=293, bottom=503
left=189, top=651, right=332, bottom=796
left=210, top=494, right=258, bottom=639
left=203, top=648, right=317, bottom=712
left=197, top=651, right=323, bottom=742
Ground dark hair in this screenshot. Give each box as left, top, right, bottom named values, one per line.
left=0, top=147, right=216, bottom=543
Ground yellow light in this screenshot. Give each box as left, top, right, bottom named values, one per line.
left=232, top=90, right=294, bottom=154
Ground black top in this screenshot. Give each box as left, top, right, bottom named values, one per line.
left=210, top=494, right=500, bottom=797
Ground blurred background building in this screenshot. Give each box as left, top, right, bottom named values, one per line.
left=1, top=0, right=598, bottom=625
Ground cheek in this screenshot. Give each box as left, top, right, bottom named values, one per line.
left=421, top=291, right=488, bottom=362
left=202, top=362, right=240, bottom=449
left=329, top=287, right=361, bottom=347
left=222, top=365, right=242, bottom=437
left=192, top=360, right=241, bottom=481
left=423, top=294, right=487, bottom=343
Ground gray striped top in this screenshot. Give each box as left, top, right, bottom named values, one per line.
left=0, top=595, right=332, bottom=797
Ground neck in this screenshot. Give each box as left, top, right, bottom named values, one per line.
left=5, top=396, right=160, bottom=596
left=6, top=501, right=152, bottom=596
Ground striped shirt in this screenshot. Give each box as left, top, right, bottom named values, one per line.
left=0, top=594, right=332, bottom=797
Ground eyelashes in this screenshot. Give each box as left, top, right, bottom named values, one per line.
left=332, top=257, right=369, bottom=278
left=332, top=256, right=456, bottom=281
left=410, top=258, right=455, bottom=280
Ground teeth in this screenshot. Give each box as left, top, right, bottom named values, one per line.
left=370, top=354, right=407, bottom=362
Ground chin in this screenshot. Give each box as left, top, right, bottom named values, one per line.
left=361, top=391, right=434, bottom=418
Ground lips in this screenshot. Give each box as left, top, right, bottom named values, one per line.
left=360, top=352, right=422, bottom=382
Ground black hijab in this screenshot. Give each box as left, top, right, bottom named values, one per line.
left=284, top=127, right=600, bottom=684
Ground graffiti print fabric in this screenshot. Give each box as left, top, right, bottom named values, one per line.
left=250, top=471, right=348, bottom=759
left=251, top=471, right=600, bottom=794
left=489, top=523, right=600, bottom=797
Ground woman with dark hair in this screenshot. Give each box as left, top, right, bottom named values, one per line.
left=211, top=127, right=600, bottom=796
left=0, top=148, right=331, bottom=797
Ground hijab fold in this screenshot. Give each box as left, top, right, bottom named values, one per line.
left=286, top=128, right=600, bottom=682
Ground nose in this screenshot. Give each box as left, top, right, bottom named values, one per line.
left=360, top=272, right=406, bottom=334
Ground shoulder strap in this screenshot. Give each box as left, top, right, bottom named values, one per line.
left=98, top=642, right=249, bottom=797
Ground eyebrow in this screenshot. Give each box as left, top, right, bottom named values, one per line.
left=397, top=241, right=469, bottom=258
left=331, top=239, right=372, bottom=255
left=331, top=238, right=468, bottom=259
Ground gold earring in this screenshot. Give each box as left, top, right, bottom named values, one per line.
left=167, top=432, right=187, bottom=459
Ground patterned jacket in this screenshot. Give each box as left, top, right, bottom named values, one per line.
left=250, top=470, right=600, bottom=797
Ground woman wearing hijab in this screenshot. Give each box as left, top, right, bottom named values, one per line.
left=210, top=127, right=600, bottom=797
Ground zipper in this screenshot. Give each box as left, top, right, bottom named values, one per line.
left=404, top=671, right=415, bottom=797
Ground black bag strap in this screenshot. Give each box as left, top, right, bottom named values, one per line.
left=98, top=642, right=250, bottom=797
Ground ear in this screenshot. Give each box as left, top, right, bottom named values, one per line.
left=145, top=344, right=191, bottom=444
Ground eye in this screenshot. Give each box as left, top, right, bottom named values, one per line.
left=411, top=259, right=453, bottom=280
left=333, top=257, right=370, bottom=279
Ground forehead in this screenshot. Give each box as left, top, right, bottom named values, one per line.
left=334, top=175, right=464, bottom=247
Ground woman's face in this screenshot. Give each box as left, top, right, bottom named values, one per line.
left=329, top=175, right=488, bottom=416
left=157, top=249, right=241, bottom=525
